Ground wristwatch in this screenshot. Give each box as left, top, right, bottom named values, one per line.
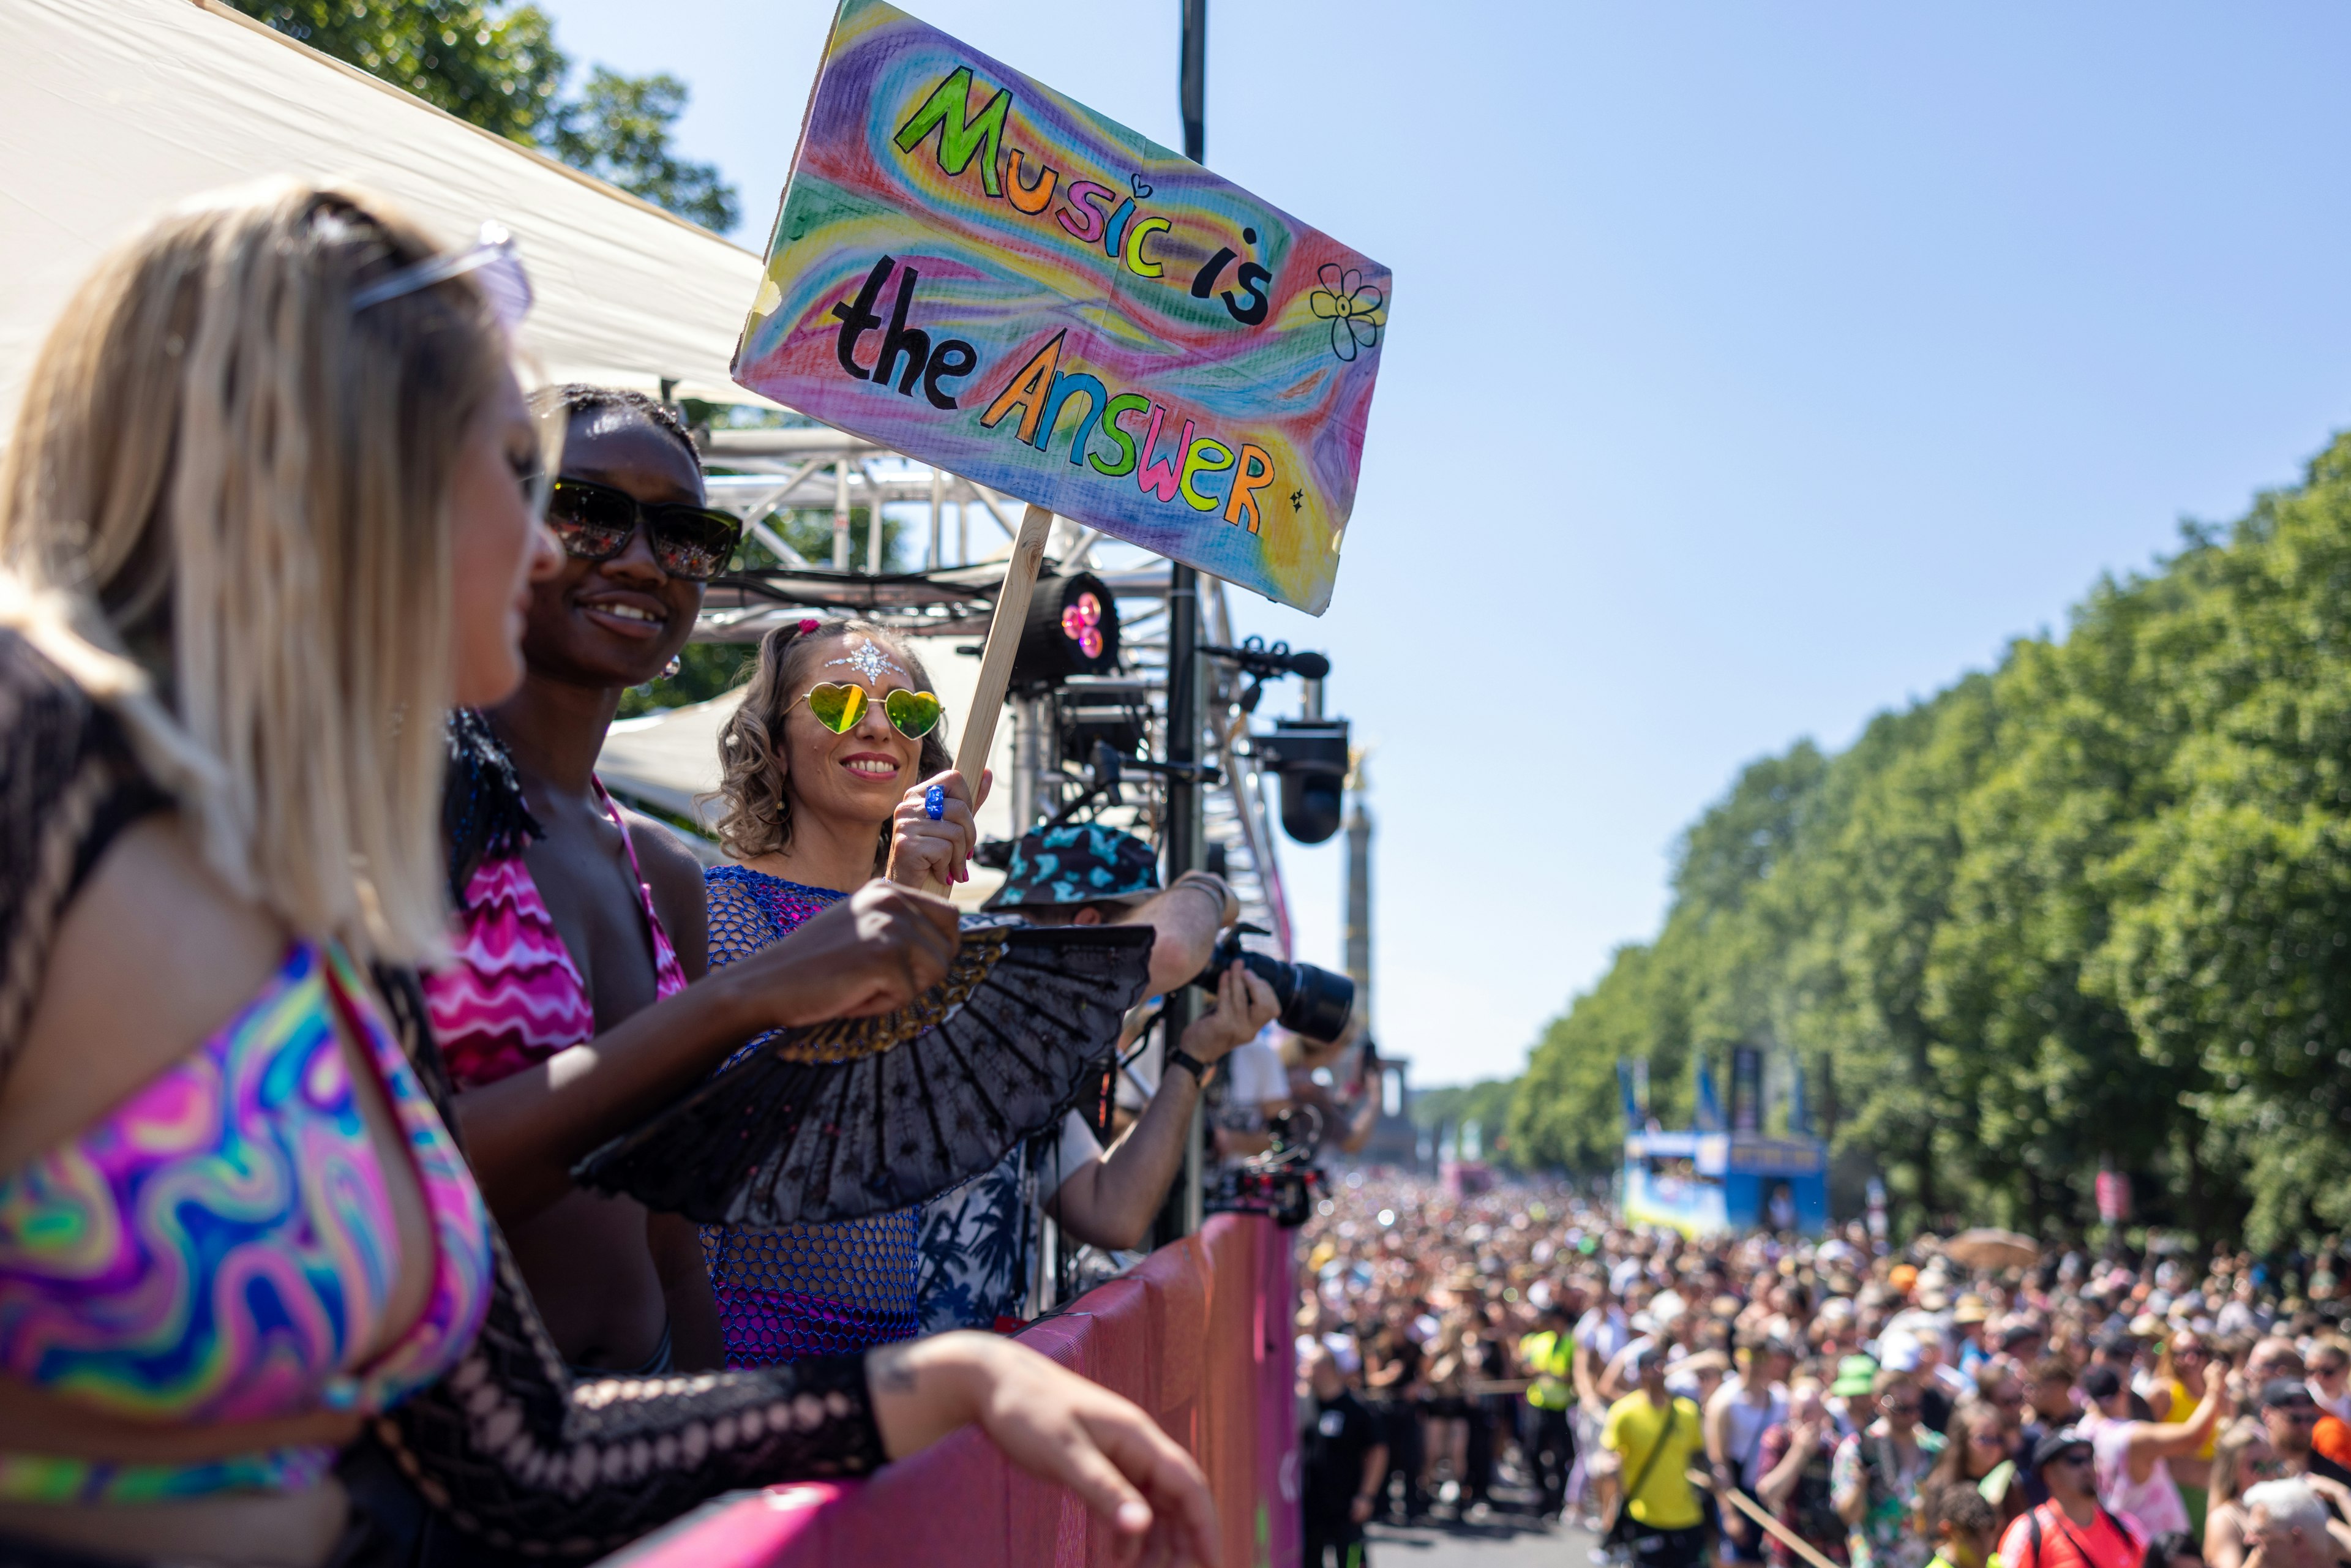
left=1164, top=1045, right=1209, bottom=1084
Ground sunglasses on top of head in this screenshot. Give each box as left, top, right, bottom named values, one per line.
left=546, top=477, right=743, bottom=581
left=796, top=681, right=942, bottom=740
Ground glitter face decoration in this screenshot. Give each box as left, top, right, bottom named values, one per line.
left=825, top=640, right=906, bottom=685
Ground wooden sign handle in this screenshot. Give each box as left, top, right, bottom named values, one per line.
left=923, top=503, right=1054, bottom=897
left=1690, top=1471, right=1847, bottom=1568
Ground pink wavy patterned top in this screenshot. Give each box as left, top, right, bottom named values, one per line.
left=0, top=943, right=492, bottom=1502
left=426, top=780, right=686, bottom=1090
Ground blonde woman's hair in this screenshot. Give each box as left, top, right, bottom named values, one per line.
left=711, top=617, right=951, bottom=872
left=0, top=181, right=513, bottom=964
left=2211, top=1417, right=2272, bottom=1511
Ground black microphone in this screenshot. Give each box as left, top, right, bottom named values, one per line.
left=1201, top=637, right=1330, bottom=680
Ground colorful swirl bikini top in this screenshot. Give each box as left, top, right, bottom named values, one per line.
left=426, top=778, right=686, bottom=1090
left=0, top=942, right=492, bottom=1503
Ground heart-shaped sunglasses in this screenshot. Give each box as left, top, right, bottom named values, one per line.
left=798, top=682, right=943, bottom=739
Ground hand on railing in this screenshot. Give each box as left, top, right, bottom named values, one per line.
left=867, top=1331, right=1220, bottom=1566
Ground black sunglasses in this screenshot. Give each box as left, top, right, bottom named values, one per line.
left=547, top=477, right=741, bottom=581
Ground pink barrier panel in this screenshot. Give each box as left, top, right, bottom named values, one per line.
left=604, top=1214, right=1297, bottom=1568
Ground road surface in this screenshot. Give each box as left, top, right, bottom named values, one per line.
left=1355, top=1511, right=1596, bottom=1567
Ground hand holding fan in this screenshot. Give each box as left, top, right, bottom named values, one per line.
left=573, top=913, right=1150, bottom=1225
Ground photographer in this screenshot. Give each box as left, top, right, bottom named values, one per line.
left=916, top=824, right=1278, bottom=1330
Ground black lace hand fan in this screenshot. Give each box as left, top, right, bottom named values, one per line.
left=571, top=915, right=1154, bottom=1228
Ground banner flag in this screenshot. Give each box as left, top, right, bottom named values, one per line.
left=733, top=0, right=1389, bottom=614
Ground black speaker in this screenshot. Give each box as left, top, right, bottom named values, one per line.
left=1005, top=570, right=1120, bottom=688
left=1254, top=719, right=1350, bottom=844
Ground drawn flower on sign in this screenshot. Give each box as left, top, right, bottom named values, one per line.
left=1309, top=263, right=1383, bottom=363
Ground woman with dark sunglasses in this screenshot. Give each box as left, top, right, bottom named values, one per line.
left=426, top=385, right=804, bottom=1376
left=1924, top=1400, right=2030, bottom=1533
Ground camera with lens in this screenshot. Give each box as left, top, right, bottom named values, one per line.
left=1190, top=925, right=1355, bottom=1043
left=1210, top=1161, right=1322, bottom=1228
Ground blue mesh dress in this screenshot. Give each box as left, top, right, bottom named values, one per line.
left=700, top=865, right=923, bottom=1366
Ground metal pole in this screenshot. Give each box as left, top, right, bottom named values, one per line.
left=928, top=467, right=943, bottom=571
left=831, top=460, right=850, bottom=571
left=958, top=497, right=969, bottom=567
left=867, top=487, right=885, bottom=575
left=1011, top=692, right=1041, bottom=833
left=1180, top=0, right=1207, bottom=168
left=1152, top=0, right=1211, bottom=1251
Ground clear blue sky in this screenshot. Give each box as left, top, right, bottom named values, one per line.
left=542, top=0, right=2351, bottom=1087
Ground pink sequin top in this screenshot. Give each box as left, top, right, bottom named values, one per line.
left=426, top=780, right=686, bottom=1090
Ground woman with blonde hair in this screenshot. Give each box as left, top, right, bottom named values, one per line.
left=2153, top=1329, right=2222, bottom=1532
left=0, top=182, right=1213, bottom=1567
left=2205, top=1417, right=2284, bottom=1568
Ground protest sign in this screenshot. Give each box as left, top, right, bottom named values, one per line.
left=732, top=0, right=1388, bottom=615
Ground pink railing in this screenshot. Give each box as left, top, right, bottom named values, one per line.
left=607, top=1214, right=1299, bottom=1568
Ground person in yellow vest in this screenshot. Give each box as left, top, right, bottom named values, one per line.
left=1520, top=1299, right=1578, bottom=1520
left=1605, top=1343, right=1711, bottom=1568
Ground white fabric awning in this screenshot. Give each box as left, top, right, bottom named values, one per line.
left=0, top=0, right=776, bottom=429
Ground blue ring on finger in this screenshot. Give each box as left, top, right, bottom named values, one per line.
left=924, top=784, right=947, bottom=821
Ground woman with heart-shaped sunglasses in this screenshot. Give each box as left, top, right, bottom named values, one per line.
left=699, top=616, right=992, bottom=1367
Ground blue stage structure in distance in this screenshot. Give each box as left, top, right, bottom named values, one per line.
left=1616, top=1049, right=1828, bottom=1238
left=1621, top=1128, right=1829, bottom=1239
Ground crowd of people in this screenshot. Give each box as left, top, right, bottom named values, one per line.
left=0, top=182, right=1270, bottom=1567
left=1295, top=1176, right=2351, bottom=1568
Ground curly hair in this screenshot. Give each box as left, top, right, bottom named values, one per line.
left=710, top=617, right=951, bottom=872
left=528, top=383, right=699, bottom=472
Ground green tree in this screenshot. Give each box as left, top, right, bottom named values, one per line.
left=2090, top=441, right=2351, bottom=1246
left=550, top=69, right=737, bottom=231
left=1505, top=430, right=2351, bottom=1248
left=613, top=641, right=748, bottom=721
left=1415, top=1079, right=1520, bottom=1166
left=230, top=1, right=738, bottom=230
left=1511, top=942, right=1695, bottom=1176
left=751, top=507, right=909, bottom=574
left=232, top=1, right=563, bottom=140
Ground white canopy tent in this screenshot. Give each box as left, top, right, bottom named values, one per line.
left=0, top=0, right=776, bottom=428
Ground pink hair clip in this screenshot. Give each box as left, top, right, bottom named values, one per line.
left=797, top=618, right=820, bottom=635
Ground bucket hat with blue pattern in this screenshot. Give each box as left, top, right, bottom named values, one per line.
left=983, top=822, right=1161, bottom=910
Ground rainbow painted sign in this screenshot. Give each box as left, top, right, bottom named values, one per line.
left=732, top=0, right=1389, bottom=615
